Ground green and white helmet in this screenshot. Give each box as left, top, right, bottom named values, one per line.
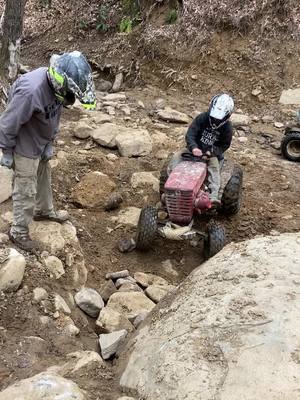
left=48, top=51, right=96, bottom=110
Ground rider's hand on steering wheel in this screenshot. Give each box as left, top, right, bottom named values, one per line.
left=192, top=148, right=202, bottom=157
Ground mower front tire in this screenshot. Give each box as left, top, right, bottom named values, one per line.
left=135, top=206, right=158, bottom=250
left=159, top=163, right=169, bottom=195
left=221, top=165, right=243, bottom=215
left=204, top=220, right=226, bottom=259
left=281, top=132, right=300, bottom=162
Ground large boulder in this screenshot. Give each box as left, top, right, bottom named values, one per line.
left=0, top=165, right=13, bottom=204
left=120, top=233, right=300, bottom=400
left=0, top=248, right=26, bottom=292
left=71, top=171, right=116, bottom=208
left=0, top=372, right=85, bottom=400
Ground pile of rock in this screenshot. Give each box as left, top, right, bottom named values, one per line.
left=74, top=269, right=176, bottom=360
left=97, top=92, right=130, bottom=116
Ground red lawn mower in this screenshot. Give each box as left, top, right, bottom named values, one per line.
left=135, top=153, right=243, bottom=259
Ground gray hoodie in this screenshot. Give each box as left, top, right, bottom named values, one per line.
left=0, top=67, right=63, bottom=159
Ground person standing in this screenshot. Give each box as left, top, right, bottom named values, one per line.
left=0, top=51, right=96, bottom=251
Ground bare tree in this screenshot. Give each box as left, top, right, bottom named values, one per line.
left=0, top=0, right=26, bottom=79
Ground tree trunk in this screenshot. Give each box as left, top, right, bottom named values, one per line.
left=0, top=0, right=26, bottom=80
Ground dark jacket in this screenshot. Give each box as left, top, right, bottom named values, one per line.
left=186, top=112, right=233, bottom=160
left=0, top=68, right=63, bottom=159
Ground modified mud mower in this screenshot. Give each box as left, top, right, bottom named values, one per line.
left=135, top=154, right=243, bottom=259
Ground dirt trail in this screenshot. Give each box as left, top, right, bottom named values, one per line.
left=0, top=83, right=299, bottom=399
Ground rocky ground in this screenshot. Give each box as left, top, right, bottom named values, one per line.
left=0, top=80, right=299, bottom=399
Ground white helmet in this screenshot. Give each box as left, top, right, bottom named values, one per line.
left=209, top=94, right=234, bottom=129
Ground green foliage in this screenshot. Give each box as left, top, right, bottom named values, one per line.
left=96, top=5, right=109, bottom=32
left=121, top=0, right=140, bottom=17
left=119, top=17, right=133, bottom=33
left=166, top=9, right=178, bottom=24
left=77, top=20, right=88, bottom=30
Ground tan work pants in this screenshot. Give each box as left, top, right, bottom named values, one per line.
left=168, top=148, right=221, bottom=201
left=11, top=153, right=53, bottom=236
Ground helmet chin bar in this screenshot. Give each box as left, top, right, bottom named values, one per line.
left=209, top=116, right=229, bottom=129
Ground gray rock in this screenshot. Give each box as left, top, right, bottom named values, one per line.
left=91, top=112, right=113, bottom=125
left=115, top=277, right=136, bottom=289
left=106, top=269, right=130, bottom=280
left=112, top=72, right=124, bottom=93
left=43, top=255, right=65, bottom=279
left=113, top=207, right=141, bottom=227
left=157, top=108, right=190, bottom=124
left=115, top=129, right=152, bottom=157
left=118, top=282, right=143, bottom=293
left=97, top=79, right=112, bottom=92
left=29, top=221, right=78, bottom=255
left=117, top=397, right=136, bottom=400
left=134, top=272, right=169, bottom=288
left=107, top=291, right=155, bottom=320
left=262, top=115, right=274, bottom=123
left=99, top=279, right=118, bottom=302
left=0, top=372, right=85, bottom=400
left=91, top=123, right=120, bottom=147
left=33, top=287, right=48, bottom=303
left=61, top=316, right=80, bottom=336
left=99, top=329, right=127, bottom=360
left=54, top=294, right=71, bottom=315
left=274, top=122, right=284, bottom=129
left=120, top=232, right=300, bottom=400
left=74, top=288, right=104, bottom=318
left=145, top=284, right=176, bottom=303
left=0, top=248, right=26, bottom=292
left=73, top=121, right=94, bottom=139
left=0, top=233, right=9, bottom=244
left=96, top=308, right=134, bottom=333
left=252, top=88, right=262, bottom=96
left=106, top=153, right=118, bottom=162
left=0, top=165, right=14, bottom=204
left=131, top=172, right=159, bottom=192
left=101, top=93, right=126, bottom=102
left=133, top=311, right=149, bottom=328
left=231, top=113, right=250, bottom=127
left=154, top=98, right=166, bottom=110
left=279, top=88, right=300, bottom=105
left=55, top=350, right=103, bottom=376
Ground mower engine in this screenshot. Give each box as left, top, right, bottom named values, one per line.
left=164, top=161, right=211, bottom=225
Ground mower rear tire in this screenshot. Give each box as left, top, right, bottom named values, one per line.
left=135, top=206, right=158, bottom=250
left=221, top=165, right=243, bottom=215
left=281, top=132, right=300, bottom=162
left=204, top=220, right=226, bottom=259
